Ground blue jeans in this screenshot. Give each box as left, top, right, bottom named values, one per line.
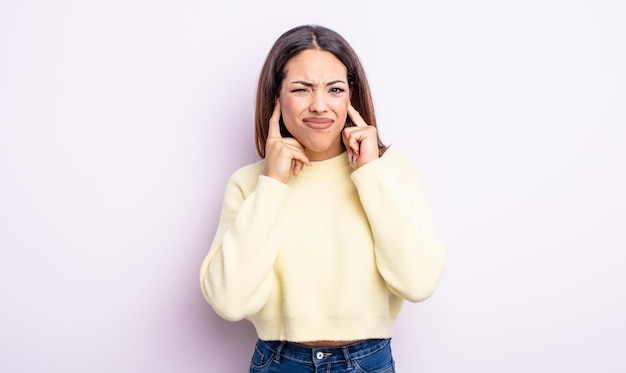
left=249, top=338, right=396, bottom=373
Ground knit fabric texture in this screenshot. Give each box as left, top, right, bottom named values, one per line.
left=200, top=150, right=447, bottom=342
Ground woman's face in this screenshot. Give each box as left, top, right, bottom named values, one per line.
left=279, top=49, right=350, bottom=161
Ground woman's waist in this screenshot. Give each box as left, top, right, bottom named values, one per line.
left=297, top=340, right=361, bottom=347
left=250, top=314, right=397, bottom=342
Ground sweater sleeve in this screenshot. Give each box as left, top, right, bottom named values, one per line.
left=200, top=169, right=289, bottom=321
left=351, top=150, right=447, bottom=302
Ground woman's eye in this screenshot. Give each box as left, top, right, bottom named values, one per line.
left=291, top=88, right=308, bottom=93
left=330, top=87, right=345, bottom=94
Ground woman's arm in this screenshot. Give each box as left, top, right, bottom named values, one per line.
left=351, top=150, right=447, bottom=302
left=200, top=168, right=289, bottom=321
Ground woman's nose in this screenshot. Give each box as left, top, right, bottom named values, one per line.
left=308, top=91, right=328, bottom=113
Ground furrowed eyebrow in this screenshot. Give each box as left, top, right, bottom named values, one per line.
left=326, top=80, right=347, bottom=86
left=289, top=80, right=347, bottom=87
left=290, top=81, right=314, bottom=87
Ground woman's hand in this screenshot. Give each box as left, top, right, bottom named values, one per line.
left=263, top=100, right=311, bottom=183
left=342, top=104, right=379, bottom=169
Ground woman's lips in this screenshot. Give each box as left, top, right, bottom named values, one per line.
left=303, top=118, right=334, bottom=130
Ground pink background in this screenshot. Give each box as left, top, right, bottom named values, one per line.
left=1, top=0, right=625, bottom=371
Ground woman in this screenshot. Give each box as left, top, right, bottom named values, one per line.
left=200, top=25, right=447, bottom=372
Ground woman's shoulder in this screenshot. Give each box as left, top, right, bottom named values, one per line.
left=216, top=159, right=265, bottom=198
left=228, top=159, right=265, bottom=186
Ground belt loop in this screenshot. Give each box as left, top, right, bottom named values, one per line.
left=274, top=341, right=286, bottom=363
left=342, top=346, right=353, bottom=370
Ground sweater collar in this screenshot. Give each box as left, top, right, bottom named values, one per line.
left=297, top=151, right=351, bottom=177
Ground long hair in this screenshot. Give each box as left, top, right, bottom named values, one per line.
left=254, top=25, right=387, bottom=158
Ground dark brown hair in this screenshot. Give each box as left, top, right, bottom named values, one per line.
left=254, top=25, right=387, bottom=158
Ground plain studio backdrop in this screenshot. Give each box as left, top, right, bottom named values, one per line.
left=1, top=0, right=624, bottom=372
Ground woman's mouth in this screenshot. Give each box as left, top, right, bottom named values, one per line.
left=302, top=117, right=334, bottom=130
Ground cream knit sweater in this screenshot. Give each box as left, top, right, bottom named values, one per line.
left=200, top=149, right=446, bottom=342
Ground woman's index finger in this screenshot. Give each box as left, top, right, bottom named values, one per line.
left=268, top=100, right=282, bottom=138
left=347, top=104, right=367, bottom=127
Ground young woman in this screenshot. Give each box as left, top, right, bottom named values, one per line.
left=200, top=24, right=447, bottom=373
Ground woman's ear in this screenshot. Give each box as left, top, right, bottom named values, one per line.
left=279, top=116, right=293, bottom=138
left=344, top=116, right=354, bottom=129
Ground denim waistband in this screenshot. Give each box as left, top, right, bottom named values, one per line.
left=260, top=338, right=391, bottom=365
